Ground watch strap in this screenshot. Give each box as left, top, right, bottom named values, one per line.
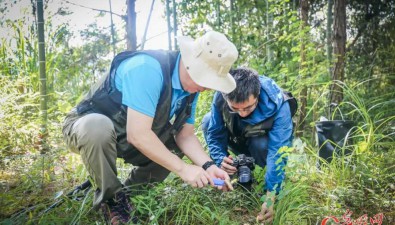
left=202, top=161, right=215, bottom=170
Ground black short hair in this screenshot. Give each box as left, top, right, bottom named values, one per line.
left=222, top=67, right=261, bottom=103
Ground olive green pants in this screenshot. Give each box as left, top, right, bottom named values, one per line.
left=62, top=110, right=172, bottom=208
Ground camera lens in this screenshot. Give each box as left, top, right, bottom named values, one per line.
left=238, top=166, right=252, bottom=183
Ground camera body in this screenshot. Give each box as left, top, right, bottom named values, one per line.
left=231, top=154, right=255, bottom=186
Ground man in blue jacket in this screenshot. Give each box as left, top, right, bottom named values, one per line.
left=202, top=67, right=296, bottom=223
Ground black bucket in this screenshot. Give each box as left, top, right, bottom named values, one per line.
left=315, top=120, right=355, bottom=163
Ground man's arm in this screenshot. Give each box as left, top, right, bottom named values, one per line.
left=264, top=102, right=293, bottom=193
left=127, top=108, right=185, bottom=174
left=176, top=124, right=214, bottom=166
left=205, top=94, right=229, bottom=166
left=257, top=102, right=293, bottom=223
left=127, top=108, right=213, bottom=188
left=175, top=123, right=231, bottom=189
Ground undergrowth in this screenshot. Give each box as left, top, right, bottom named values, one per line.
left=1, top=77, right=394, bottom=224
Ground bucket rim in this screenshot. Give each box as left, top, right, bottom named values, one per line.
left=315, top=120, right=355, bottom=125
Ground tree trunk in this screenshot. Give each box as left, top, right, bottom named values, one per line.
left=330, top=0, right=346, bottom=105
left=36, top=0, right=48, bottom=153
left=230, top=0, right=236, bottom=43
left=326, top=0, right=333, bottom=77
left=216, top=0, right=221, bottom=29
left=297, top=0, right=309, bottom=136
left=172, top=0, right=178, bottom=49
left=126, top=0, right=137, bottom=51
left=165, top=0, right=172, bottom=50
left=141, top=0, right=155, bottom=50
left=266, top=0, right=273, bottom=65
left=108, top=0, right=116, bottom=56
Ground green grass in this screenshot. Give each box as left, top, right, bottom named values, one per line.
left=1, top=100, right=394, bottom=224
left=1, top=25, right=394, bottom=223
left=1, top=131, right=393, bottom=225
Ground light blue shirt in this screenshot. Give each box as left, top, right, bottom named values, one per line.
left=114, top=53, right=198, bottom=124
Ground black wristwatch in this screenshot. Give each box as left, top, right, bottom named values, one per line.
left=202, top=161, right=216, bottom=170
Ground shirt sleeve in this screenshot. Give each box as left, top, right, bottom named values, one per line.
left=206, top=93, right=229, bottom=166
left=116, top=55, right=163, bottom=118
left=185, top=92, right=199, bottom=124
left=265, top=101, right=293, bottom=193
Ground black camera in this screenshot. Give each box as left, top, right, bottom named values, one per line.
left=231, top=154, right=255, bottom=187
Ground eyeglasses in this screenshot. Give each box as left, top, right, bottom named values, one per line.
left=227, top=99, right=258, bottom=114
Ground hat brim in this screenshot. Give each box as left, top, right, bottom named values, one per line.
left=177, top=36, right=236, bottom=94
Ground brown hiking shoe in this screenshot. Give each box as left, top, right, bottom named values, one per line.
left=101, top=190, right=137, bottom=225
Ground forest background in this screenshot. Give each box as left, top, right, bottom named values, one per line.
left=0, top=0, right=394, bottom=224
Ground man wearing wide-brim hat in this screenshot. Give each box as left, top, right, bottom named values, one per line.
left=62, top=30, right=238, bottom=224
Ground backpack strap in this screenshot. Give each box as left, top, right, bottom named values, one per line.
left=283, top=91, right=298, bottom=117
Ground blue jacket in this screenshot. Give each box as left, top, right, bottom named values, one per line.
left=206, top=75, right=293, bottom=193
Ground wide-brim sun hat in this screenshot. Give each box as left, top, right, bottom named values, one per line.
left=177, top=31, right=238, bottom=94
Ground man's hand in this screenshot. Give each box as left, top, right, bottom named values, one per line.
left=206, top=165, right=233, bottom=191
left=220, top=155, right=237, bottom=175
left=178, top=164, right=212, bottom=188
left=256, top=200, right=274, bottom=224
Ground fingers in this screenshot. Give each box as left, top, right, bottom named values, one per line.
left=257, top=204, right=274, bottom=223
left=195, top=179, right=204, bottom=188
left=191, top=176, right=209, bottom=188
left=224, top=179, right=234, bottom=191
left=257, top=208, right=266, bottom=222
left=204, top=172, right=215, bottom=187
left=210, top=178, right=233, bottom=192
left=208, top=166, right=234, bottom=191
left=256, top=213, right=264, bottom=221
left=197, top=171, right=211, bottom=188
left=221, top=157, right=237, bottom=175
left=187, top=164, right=236, bottom=191
left=262, top=210, right=274, bottom=222
left=264, top=213, right=274, bottom=223
left=223, top=156, right=234, bottom=165
left=182, top=165, right=212, bottom=188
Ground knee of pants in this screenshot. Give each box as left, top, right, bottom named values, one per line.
left=201, top=112, right=211, bottom=136
left=247, top=136, right=269, bottom=167
left=74, top=113, right=116, bottom=145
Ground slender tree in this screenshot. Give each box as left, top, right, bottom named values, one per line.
left=126, top=0, right=137, bottom=51
left=297, top=0, right=310, bottom=135
left=141, top=0, right=155, bottom=50
left=326, top=0, right=333, bottom=77
left=266, top=0, right=273, bottom=65
left=108, top=0, right=116, bottom=56
left=36, top=0, right=48, bottom=153
left=165, top=0, right=172, bottom=50
left=216, top=0, right=221, bottom=29
left=229, top=0, right=236, bottom=43
left=330, top=0, right=346, bottom=105
left=172, top=0, right=178, bottom=49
